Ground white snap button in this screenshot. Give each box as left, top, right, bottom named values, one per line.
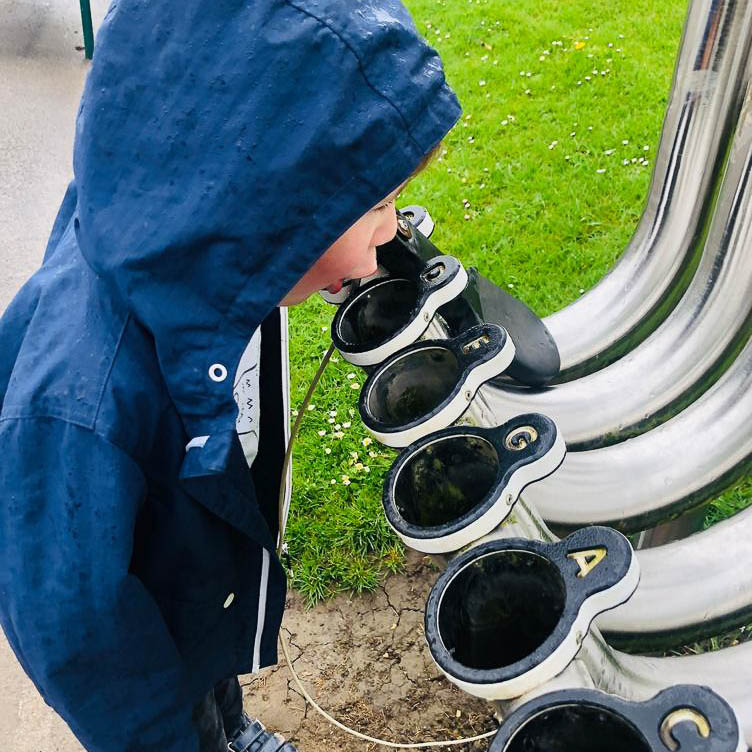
left=209, top=363, right=228, bottom=382
left=223, top=592, right=235, bottom=609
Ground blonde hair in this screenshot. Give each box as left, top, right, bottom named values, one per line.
left=411, top=141, right=443, bottom=178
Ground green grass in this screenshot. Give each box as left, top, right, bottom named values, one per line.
left=703, top=475, right=752, bottom=528
left=286, top=0, right=752, bottom=605
left=285, top=308, right=403, bottom=604
left=402, top=0, right=683, bottom=314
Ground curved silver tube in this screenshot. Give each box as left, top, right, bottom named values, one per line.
left=374, top=352, right=752, bottom=738
left=487, top=83, right=752, bottom=449
left=486, top=496, right=752, bottom=746
left=507, top=630, right=752, bottom=748
left=597, top=505, right=752, bottom=649
left=545, top=0, right=752, bottom=379
left=517, top=326, right=752, bottom=532
left=568, top=632, right=752, bottom=748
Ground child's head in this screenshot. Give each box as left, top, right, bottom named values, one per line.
left=71, top=0, right=461, bottom=433
left=279, top=185, right=399, bottom=305
left=279, top=145, right=441, bottom=306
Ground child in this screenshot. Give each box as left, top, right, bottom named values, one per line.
left=0, top=0, right=460, bottom=750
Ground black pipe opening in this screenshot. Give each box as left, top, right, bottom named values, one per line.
left=438, top=551, right=565, bottom=669
left=337, top=279, right=418, bottom=347
left=395, top=436, right=499, bottom=527
left=503, top=705, right=650, bottom=752
left=367, top=347, right=459, bottom=427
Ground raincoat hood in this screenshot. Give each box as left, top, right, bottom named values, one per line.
left=72, top=0, right=461, bottom=441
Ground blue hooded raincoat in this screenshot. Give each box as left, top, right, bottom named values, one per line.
left=0, top=0, right=460, bottom=749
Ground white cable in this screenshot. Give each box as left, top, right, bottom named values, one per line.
left=279, top=630, right=497, bottom=748
left=275, top=343, right=499, bottom=748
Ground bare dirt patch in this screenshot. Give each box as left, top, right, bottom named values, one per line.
left=240, top=550, right=498, bottom=751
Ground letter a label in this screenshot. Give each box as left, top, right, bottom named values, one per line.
left=567, top=547, right=607, bottom=578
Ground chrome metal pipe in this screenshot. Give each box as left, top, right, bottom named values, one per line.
left=545, top=0, right=752, bottom=380
left=375, top=257, right=752, bottom=740
left=518, top=327, right=752, bottom=533
left=514, top=632, right=752, bottom=747
left=487, top=81, right=752, bottom=450
left=598, top=505, right=752, bottom=650
left=485, top=496, right=752, bottom=746
left=376, top=342, right=752, bottom=740
left=569, top=633, right=752, bottom=748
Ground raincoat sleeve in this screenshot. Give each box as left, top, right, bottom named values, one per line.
left=0, top=416, right=199, bottom=752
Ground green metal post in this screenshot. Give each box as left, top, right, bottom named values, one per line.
left=79, top=0, right=94, bottom=59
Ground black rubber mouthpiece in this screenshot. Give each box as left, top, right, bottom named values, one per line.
left=502, top=704, right=650, bottom=752
left=395, top=435, right=499, bottom=527
left=336, top=278, right=418, bottom=348
left=376, top=209, right=560, bottom=386
left=366, top=347, right=459, bottom=428
left=438, top=550, right=566, bottom=670
left=385, top=414, right=560, bottom=540
left=489, top=685, right=743, bottom=752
